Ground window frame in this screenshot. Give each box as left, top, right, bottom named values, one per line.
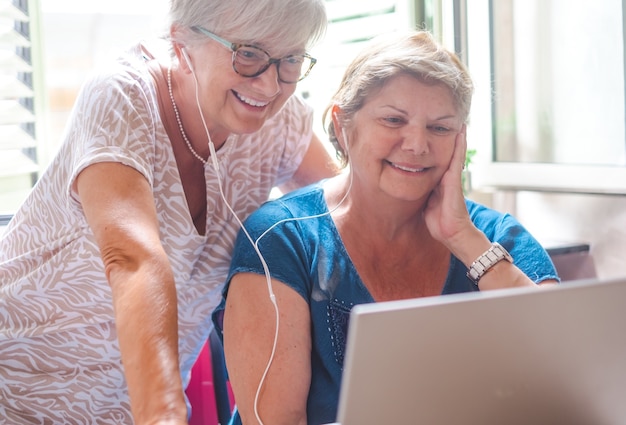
left=463, top=0, right=626, bottom=195
left=0, top=0, right=45, bottom=213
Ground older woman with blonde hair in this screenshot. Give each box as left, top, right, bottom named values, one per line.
left=215, top=30, right=559, bottom=425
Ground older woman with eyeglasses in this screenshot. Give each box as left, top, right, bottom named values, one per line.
left=0, top=1, right=337, bottom=424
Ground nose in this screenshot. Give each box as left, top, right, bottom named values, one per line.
left=400, top=125, right=429, bottom=154
left=252, top=62, right=281, bottom=97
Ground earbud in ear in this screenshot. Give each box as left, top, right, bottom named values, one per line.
left=331, top=107, right=340, bottom=128
left=332, top=109, right=342, bottom=134
left=181, top=48, right=194, bottom=72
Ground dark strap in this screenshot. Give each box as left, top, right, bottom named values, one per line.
left=209, top=327, right=233, bottom=424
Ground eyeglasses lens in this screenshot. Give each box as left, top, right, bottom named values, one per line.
left=233, top=46, right=313, bottom=83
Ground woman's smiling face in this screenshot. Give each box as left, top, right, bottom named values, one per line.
left=346, top=73, right=463, bottom=203
left=186, top=37, right=301, bottom=138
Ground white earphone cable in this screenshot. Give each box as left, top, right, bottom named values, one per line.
left=184, top=53, right=351, bottom=425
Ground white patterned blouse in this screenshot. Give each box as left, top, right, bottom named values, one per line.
left=0, top=40, right=313, bottom=423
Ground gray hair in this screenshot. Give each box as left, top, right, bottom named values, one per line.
left=323, top=30, right=474, bottom=167
left=167, top=0, right=327, bottom=53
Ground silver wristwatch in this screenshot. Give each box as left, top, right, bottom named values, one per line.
left=466, top=242, right=513, bottom=285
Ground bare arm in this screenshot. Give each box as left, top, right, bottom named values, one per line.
left=224, top=272, right=312, bottom=425
left=279, top=132, right=340, bottom=193
left=77, top=162, right=188, bottom=425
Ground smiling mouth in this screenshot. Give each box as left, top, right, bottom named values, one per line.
left=234, top=91, right=270, bottom=107
left=388, top=160, right=428, bottom=173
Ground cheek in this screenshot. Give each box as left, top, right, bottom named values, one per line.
left=276, top=85, right=297, bottom=105
left=436, top=137, right=457, bottom=163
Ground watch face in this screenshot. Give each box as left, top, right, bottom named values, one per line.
left=495, top=243, right=514, bottom=262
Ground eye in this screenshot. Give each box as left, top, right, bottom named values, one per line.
left=429, top=124, right=452, bottom=133
left=282, top=55, right=304, bottom=66
left=382, top=116, right=406, bottom=126
left=236, top=46, right=267, bottom=63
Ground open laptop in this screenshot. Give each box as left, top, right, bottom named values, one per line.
left=334, top=277, right=626, bottom=425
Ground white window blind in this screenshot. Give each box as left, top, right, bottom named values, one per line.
left=0, top=0, right=42, bottom=211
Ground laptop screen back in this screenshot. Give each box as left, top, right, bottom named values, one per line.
left=336, top=278, right=626, bottom=425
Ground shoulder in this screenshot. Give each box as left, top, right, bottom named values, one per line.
left=63, top=43, right=165, bottom=185
left=244, top=183, right=326, bottom=230
left=465, top=199, right=552, bottom=264
left=256, top=182, right=325, bottom=217
left=465, top=198, right=539, bottom=254
left=78, top=42, right=157, bottom=105
left=68, top=42, right=162, bottom=144
left=465, top=199, right=520, bottom=235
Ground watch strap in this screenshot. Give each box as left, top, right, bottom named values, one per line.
left=466, top=242, right=513, bottom=285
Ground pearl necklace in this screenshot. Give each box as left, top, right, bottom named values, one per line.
left=167, top=65, right=207, bottom=165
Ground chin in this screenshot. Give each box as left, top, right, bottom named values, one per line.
left=381, top=181, right=433, bottom=202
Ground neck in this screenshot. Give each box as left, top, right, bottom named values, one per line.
left=172, top=67, right=230, bottom=153
left=168, top=65, right=210, bottom=164
left=326, top=175, right=428, bottom=242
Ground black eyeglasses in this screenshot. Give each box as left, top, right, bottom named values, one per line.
left=191, top=26, right=317, bottom=84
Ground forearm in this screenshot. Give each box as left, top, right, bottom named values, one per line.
left=76, top=162, right=189, bottom=423
left=443, top=226, right=541, bottom=290
left=108, top=259, right=188, bottom=425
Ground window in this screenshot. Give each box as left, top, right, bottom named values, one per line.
left=0, top=0, right=43, bottom=212
left=465, top=0, right=626, bottom=194
left=0, top=0, right=169, bottom=213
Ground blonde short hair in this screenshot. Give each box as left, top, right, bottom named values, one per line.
left=323, top=30, right=474, bottom=167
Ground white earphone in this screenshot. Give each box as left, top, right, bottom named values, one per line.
left=179, top=47, right=351, bottom=423
left=181, top=47, right=194, bottom=72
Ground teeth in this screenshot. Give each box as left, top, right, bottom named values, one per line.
left=236, top=92, right=269, bottom=107
left=392, top=163, right=425, bottom=173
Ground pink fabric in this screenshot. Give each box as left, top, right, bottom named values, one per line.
left=186, top=341, right=234, bottom=425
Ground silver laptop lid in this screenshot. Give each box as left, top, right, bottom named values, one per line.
left=337, top=278, right=626, bottom=425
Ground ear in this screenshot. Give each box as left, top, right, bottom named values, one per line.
left=181, top=48, right=193, bottom=71
left=173, top=43, right=193, bottom=73
left=331, top=104, right=346, bottom=144
left=331, top=104, right=341, bottom=122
